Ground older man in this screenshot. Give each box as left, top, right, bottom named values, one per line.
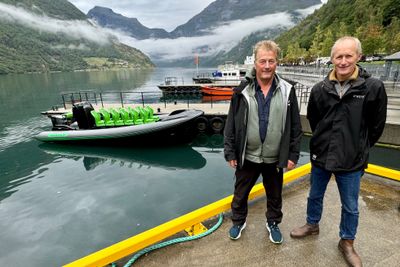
left=224, top=40, right=302, bottom=244
left=290, top=36, right=387, bottom=266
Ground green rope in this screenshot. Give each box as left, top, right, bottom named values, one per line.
left=117, top=213, right=224, bottom=267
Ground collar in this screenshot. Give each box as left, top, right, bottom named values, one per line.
left=255, top=77, right=276, bottom=93
left=329, top=65, right=359, bottom=82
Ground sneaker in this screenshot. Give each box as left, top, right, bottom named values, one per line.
left=266, top=222, right=283, bottom=244
left=229, top=222, right=246, bottom=240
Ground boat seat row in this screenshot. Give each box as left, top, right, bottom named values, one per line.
left=90, top=106, right=160, bottom=127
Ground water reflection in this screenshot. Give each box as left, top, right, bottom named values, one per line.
left=39, top=143, right=207, bottom=171
left=192, top=133, right=224, bottom=149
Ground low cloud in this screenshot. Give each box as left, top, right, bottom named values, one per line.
left=69, top=0, right=215, bottom=31
left=0, top=2, right=323, bottom=61
left=0, top=3, right=113, bottom=45
left=115, top=11, right=295, bottom=61
left=113, top=3, right=323, bottom=62
left=50, top=43, right=90, bottom=50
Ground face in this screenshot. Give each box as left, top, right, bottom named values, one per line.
left=255, top=49, right=277, bottom=83
left=331, top=39, right=361, bottom=81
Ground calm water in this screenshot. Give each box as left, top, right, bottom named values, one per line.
left=0, top=68, right=398, bottom=266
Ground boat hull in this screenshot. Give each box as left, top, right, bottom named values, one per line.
left=201, top=86, right=234, bottom=96
left=35, top=109, right=204, bottom=145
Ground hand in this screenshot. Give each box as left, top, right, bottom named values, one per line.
left=287, top=160, right=296, bottom=171
left=228, top=160, right=237, bottom=169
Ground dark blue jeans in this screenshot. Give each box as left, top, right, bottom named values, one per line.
left=306, top=165, right=363, bottom=240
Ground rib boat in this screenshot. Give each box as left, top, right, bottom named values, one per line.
left=35, top=102, right=204, bottom=144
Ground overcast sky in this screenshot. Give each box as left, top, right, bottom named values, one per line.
left=68, top=0, right=215, bottom=31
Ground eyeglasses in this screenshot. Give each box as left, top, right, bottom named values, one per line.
left=256, top=59, right=277, bottom=66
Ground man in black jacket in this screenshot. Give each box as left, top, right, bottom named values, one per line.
left=224, top=40, right=302, bottom=244
left=290, top=36, right=387, bottom=267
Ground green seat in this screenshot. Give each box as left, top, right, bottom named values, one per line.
left=119, top=108, right=134, bottom=125
left=65, top=111, right=73, bottom=119
left=99, top=108, right=115, bottom=127
left=90, top=110, right=105, bottom=127
left=127, top=106, right=144, bottom=125
left=145, top=106, right=160, bottom=121
left=110, top=108, right=124, bottom=126
left=138, top=107, right=156, bottom=123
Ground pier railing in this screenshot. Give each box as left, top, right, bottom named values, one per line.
left=279, top=65, right=400, bottom=90
left=58, top=90, right=232, bottom=111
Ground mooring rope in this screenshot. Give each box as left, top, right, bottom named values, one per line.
left=111, top=213, right=224, bottom=267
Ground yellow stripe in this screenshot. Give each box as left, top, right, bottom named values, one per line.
left=63, top=163, right=311, bottom=267
left=365, top=164, right=400, bottom=181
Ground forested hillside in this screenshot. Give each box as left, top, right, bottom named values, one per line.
left=275, top=0, right=400, bottom=63
left=0, top=0, right=154, bottom=74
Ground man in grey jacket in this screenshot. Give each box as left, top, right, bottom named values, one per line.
left=224, top=40, right=302, bottom=244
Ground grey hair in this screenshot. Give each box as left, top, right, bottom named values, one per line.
left=331, top=36, right=362, bottom=58
left=253, top=40, right=280, bottom=60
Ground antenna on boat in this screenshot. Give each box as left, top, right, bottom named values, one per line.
left=195, top=54, right=199, bottom=74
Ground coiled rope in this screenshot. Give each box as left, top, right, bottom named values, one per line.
left=111, top=213, right=224, bottom=267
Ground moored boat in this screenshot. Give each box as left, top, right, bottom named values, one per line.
left=35, top=102, right=204, bottom=144
left=202, top=95, right=232, bottom=102
left=201, top=85, right=234, bottom=96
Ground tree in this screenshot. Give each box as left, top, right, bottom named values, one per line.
left=361, top=24, right=385, bottom=55
left=337, top=22, right=349, bottom=38
left=309, top=25, right=323, bottom=58
left=320, top=29, right=335, bottom=57
left=385, top=17, right=400, bottom=53
left=284, top=42, right=307, bottom=64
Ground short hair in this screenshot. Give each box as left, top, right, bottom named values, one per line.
left=331, top=36, right=362, bottom=58
left=253, top=40, right=280, bottom=61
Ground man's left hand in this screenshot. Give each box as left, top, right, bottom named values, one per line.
left=287, top=160, right=296, bottom=170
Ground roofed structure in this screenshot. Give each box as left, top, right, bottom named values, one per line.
left=384, top=51, right=400, bottom=61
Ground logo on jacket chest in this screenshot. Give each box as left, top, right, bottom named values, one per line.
left=352, top=95, right=365, bottom=99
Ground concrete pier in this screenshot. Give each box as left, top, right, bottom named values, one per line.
left=131, top=174, right=400, bottom=267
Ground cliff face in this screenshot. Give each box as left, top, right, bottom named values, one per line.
left=87, top=6, right=170, bottom=40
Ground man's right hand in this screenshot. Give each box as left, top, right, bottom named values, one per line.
left=228, top=160, right=237, bottom=169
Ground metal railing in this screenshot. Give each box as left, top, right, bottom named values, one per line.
left=59, top=90, right=232, bottom=110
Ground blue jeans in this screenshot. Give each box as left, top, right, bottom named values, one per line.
left=306, top=166, right=363, bottom=240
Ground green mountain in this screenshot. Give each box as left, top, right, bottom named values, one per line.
left=170, top=0, right=320, bottom=37
left=0, top=0, right=154, bottom=74
left=275, top=0, right=400, bottom=63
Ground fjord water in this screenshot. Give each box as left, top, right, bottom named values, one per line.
left=0, top=68, right=398, bottom=266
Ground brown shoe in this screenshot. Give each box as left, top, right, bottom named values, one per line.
left=338, top=239, right=362, bottom=267
left=290, top=223, right=319, bottom=238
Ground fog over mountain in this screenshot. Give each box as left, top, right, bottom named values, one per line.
left=87, top=0, right=324, bottom=66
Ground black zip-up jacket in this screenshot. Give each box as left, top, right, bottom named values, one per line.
left=307, top=66, right=387, bottom=171
left=224, top=73, right=302, bottom=169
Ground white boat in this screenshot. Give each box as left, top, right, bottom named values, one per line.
left=193, top=56, right=254, bottom=85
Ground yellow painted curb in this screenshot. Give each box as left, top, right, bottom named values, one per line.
left=366, top=164, right=400, bottom=181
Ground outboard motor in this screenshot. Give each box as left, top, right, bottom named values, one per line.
left=72, top=102, right=95, bottom=129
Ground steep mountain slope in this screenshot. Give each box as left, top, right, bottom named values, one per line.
left=275, top=0, right=400, bottom=60
left=0, top=0, right=154, bottom=74
left=87, top=6, right=169, bottom=40
left=86, top=0, right=321, bottom=67
left=170, top=0, right=320, bottom=37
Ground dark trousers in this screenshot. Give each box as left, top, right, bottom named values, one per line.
left=231, top=160, right=283, bottom=225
